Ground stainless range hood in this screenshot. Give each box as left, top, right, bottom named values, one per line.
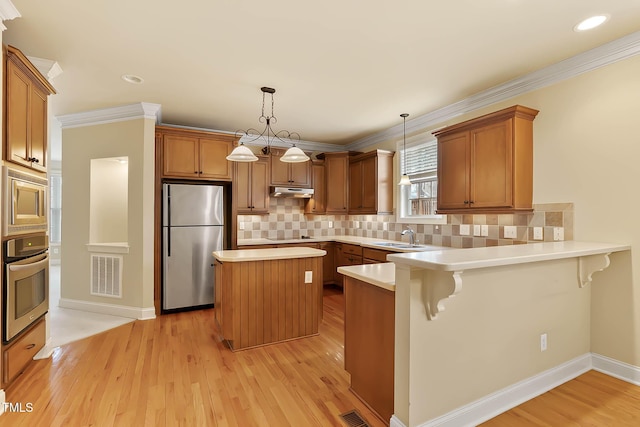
left=270, top=186, right=314, bottom=198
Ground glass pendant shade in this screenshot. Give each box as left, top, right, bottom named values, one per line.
left=398, top=173, right=412, bottom=186
left=280, top=146, right=310, bottom=163
left=226, top=144, right=258, bottom=162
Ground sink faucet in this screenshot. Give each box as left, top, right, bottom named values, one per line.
left=401, top=226, right=416, bottom=245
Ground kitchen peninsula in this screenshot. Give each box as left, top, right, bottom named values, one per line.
left=212, top=247, right=325, bottom=350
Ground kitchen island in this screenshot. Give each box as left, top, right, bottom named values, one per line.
left=213, top=247, right=326, bottom=351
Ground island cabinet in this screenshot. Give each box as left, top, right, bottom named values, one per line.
left=319, top=152, right=357, bottom=214
left=349, top=150, right=394, bottom=215
left=304, top=160, right=326, bottom=215
left=235, top=156, right=270, bottom=214
left=433, top=105, right=539, bottom=214
left=213, top=247, right=325, bottom=351
left=269, top=148, right=311, bottom=187
left=343, top=273, right=395, bottom=423
left=320, top=241, right=336, bottom=285
left=156, top=125, right=238, bottom=181
left=4, top=45, right=56, bottom=173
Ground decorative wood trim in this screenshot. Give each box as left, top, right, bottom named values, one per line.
left=57, top=102, right=162, bottom=128
left=578, top=253, right=612, bottom=288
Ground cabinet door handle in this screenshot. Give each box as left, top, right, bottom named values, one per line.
left=194, top=171, right=198, bottom=174
left=199, top=171, right=203, bottom=174
left=464, top=200, right=469, bottom=204
left=26, top=343, right=35, bottom=350
left=469, top=200, right=475, bottom=204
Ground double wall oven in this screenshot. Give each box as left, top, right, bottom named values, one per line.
left=2, top=167, right=49, bottom=343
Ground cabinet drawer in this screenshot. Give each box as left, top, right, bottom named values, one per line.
left=342, top=244, right=363, bottom=256
left=3, top=319, right=45, bottom=385
left=362, top=247, right=393, bottom=263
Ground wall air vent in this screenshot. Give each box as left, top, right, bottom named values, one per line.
left=90, top=254, right=123, bottom=298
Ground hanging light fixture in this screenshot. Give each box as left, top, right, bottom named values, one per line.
left=398, top=113, right=412, bottom=186
left=228, top=86, right=309, bottom=163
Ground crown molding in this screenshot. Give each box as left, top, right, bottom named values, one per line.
left=57, top=103, right=162, bottom=129
left=347, top=30, right=640, bottom=152
left=0, top=0, right=19, bottom=31
left=27, top=56, right=63, bottom=81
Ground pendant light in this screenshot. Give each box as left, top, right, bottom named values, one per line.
left=229, top=86, right=309, bottom=163
left=398, top=113, right=412, bottom=186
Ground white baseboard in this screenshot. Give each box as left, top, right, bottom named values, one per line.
left=392, top=353, right=593, bottom=427
left=58, top=298, right=156, bottom=320
left=592, top=352, right=640, bottom=386
left=34, top=337, right=55, bottom=360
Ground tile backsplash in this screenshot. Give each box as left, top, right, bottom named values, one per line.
left=237, top=199, right=574, bottom=248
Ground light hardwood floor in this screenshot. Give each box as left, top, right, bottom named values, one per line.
left=2, top=287, right=640, bottom=426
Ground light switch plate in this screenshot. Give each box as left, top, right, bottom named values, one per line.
left=533, top=227, right=543, bottom=240
left=354, top=221, right=360, bottom=228
left=473, top=224, right=481, bottom=236
left=553, top=227, right=564, bottom=241
left=304, top=271, right=313, bottom=283
left=459, top=224, right=470, bottom=235
left=504, top=226, right=517, bottom=239
left=481, top=225, right=489, bottom=237
left=328, top=221, right=333, bottom=228
left=383, top=222, right=388, bottom=231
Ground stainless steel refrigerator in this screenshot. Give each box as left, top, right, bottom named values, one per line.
left=162, top=183, right=225, bottom=311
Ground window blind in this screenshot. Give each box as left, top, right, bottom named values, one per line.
left=401, top=140, right=437, bottom=177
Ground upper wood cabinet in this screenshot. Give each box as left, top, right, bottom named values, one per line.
left=348, top=150, right=394, bottom=215
left=433, top=105, right=539, bottom=214
left=321, top=152, right=353, bottom=214
left=4, top=45, right=56, bottom=173
left=269, top=148, right=311, bottom=187
left=156, top=125, right=238, bottom=181
left=235, top=156, right=270, bottom=214
left=305, top=160, right=326, bottom=215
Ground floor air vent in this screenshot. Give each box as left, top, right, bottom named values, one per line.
left=90, top=254, right=123, bottom=297
left=339, top=410, right=369, bottom=427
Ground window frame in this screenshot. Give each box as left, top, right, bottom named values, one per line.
left=396, top=136, right=447, bottom=225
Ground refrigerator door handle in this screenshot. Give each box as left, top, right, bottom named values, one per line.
left=167, top=185, right=171, bottom=257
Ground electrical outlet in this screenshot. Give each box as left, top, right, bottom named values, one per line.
left=533, top=227, right=543, bottom=240
left=553, top=227, right=564, bottom=241
left=459, top=224, right=470, bottom=236
left=473, top=224, right=481, bottom=236
left=503, top=226, right=517, bottom=239
left=304, top=271, right=313, bottom=283
left=481, top=225, right=489, bottom=237
left=540, top=333, right=548, bottom=351
left=383, top=222, right=388, bottom=231
left=328, top=221, right=333, bottom=228
left=239, top=222, right=245, bottom=230
left=354, top=221, right=360, bottom=228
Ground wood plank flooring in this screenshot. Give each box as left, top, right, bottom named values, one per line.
left=2, top=286, right=640, bottom=426
left=0, top=287, right=385, bottom=427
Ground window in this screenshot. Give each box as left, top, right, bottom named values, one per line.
left=397, top=137, right=446, bottom=224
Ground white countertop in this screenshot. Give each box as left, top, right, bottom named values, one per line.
left=338, top=263, right=396, bottom=292
left=237, top=235, right=448, bottom=253
left=213, top=247, right=326, bottom=262
left=387, top=241, right=631, bottom=271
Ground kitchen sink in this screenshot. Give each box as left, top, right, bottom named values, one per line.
left=372, top=242, right=436, bottom=250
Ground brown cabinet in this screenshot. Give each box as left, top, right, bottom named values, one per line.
left=320, top=241, right=336, bottom=285
left=362, top=247, right=393, bottom=264
left=269, top=148, right=311, bottom=187
left=4, top=45, right=56, bottom=173
left=344, top=276, right=395, bottom=422
left=157, top=125, right=237, bottom=180
left=305, top=160, right=326, bottom=214
left=2, top=318, right=45, bottom=387
left=321, top=152, right=353, bottom=214
left=335, top=243, right=363, bottom=287
left=348, top=150, right=394, bottom=214
left=434, top=105, right=538, bottom=214
left=235, top=156, right=270, bottom=214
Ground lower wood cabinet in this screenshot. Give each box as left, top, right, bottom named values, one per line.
left=344, top=277, right=395, bottom=422
left=363, top=247, right=394, bottom=264
left=2, top=318, right=45, bottom=387
left=214, top=256, right=323, bottom=351
left=335, top=243, right=363, bottom=287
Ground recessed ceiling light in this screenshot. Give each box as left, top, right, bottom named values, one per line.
left=574, top=15, right=609, bottom=32
left=121, top=74, right=144, bottom=84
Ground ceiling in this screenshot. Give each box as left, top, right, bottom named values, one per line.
left=4, top=0, right=640, bottom=146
